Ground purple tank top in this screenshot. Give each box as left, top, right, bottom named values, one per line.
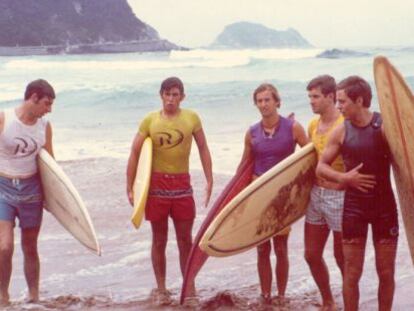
left=250, top=116, right=295, bottom=176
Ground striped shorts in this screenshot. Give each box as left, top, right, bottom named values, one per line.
left=305, top=185, right=344, bottom=232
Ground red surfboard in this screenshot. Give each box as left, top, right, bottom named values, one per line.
left=180, top=158, right=254, bottom=303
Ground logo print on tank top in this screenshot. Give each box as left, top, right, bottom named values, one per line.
left=13, top=136, right=38, bottom=157
left=155, top=129, right=184, bottom=149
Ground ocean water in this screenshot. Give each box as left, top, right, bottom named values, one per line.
left=1, top=47, right=414, bottom=172
left=0, top=48, right=414, bottom=310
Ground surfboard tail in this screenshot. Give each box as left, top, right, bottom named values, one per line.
left=180, top=159, right=254, bottom=304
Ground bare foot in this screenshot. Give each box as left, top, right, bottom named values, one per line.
left=188, top=282, right=197, bottom=297
left=259, top=293, right=272, bottom=305
left=183, top=296, right=200, bottom=308
left=0, top=296, right=10, bottom=307
left=26, top=294, right=40, bottom=304
left=320, top=302, right=337, bottom=311
left=150, top=288, right=172, bottom=306
left=273, top=295, right=289, bottom=306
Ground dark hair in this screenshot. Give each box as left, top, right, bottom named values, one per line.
left=337, top=76, right=372, bottom=107
left=253, top=83, right=280, bottom=105
left=24, top=79, right=55, bottom=100
left=159, top=77, right=184, bottom=94
left=307, top=75, right=336, bottom=100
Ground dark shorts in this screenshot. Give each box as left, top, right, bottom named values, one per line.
left=0, top=174, right=43, bottom=228
left=342, top=194, right=398, bottom=242
left=145, top=172, right=195, bottom=222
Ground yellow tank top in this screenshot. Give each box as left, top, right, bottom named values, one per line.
left=308, top=114, right=345, bottom=174
left=139, top=109, right=202, bottom=173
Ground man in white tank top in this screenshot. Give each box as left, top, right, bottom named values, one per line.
left=0, top=79, right=55, bottom=305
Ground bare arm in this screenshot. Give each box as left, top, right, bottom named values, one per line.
left=237, top=130, right=253, bottom=172
left=381, top=124, right=394, bottom=160
left=43, top=122, right=54, bottom=158
left=0, top=111, right=4, bottom=135
left=126, top=133, right=147, bottom=206
left=292, top=121, right=309, bottom=147
left=316, top=124, right=376, bottom=192
left=316, top=124, right=344, bottom=182
left=194, top=128, right=213, bottom=207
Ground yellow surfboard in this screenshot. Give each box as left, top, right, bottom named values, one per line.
left=200, top=143, right=316, bottom=257
left=131, top=137, right=153, bottom=229
left=38, top=149, right=100, bottom=255
left=374, top=56, right=414, bottom=264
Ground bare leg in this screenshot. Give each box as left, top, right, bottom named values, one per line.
left=374, top=239, right=397, bottom=311
left=21, top=226, right=41, bottom=302
left=333, top=231, right=344, bottom=276
left=257, top=240, right=272, bottom=301
left=172, top=218, right=194, bottom=295
left=304, top=223, right=335, bottom=308
left=273, top=234, right=289, bottom=298
left=150, top=219, right=168, bottom=291
left=0, top=221, right=14, bottom=305
left=343, top=238, right=366, bottom=311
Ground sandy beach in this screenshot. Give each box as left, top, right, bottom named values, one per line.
left=1, top=156, right=412, bottom=310
left=1, top=1, right=414, bottom=308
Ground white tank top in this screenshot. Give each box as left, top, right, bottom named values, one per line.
left=0, top=108, right=47, bottom=177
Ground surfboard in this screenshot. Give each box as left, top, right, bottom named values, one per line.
left=374, top=56, right=414, bottom=264
left=38, top=149, right=100, bottom=255
left=131, top=137, right=153, bottom=229
left=199, top=143, right=316, bottom=257
left=180, top=158, right=254, bottom=303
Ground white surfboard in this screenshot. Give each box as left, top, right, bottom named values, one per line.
left=131, top=137, right=152, bottom=229
left=374, top=56, right=414, bottom=264
left=200, top=143, right=316, bottom=257
left=38, top=149, right=100, bottom=255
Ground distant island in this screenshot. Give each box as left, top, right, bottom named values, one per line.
left=0, top=0, right=184, bottom=56
left=210, top=22, right=312, bottom=49
left=316, top=48, right=371, bottom=59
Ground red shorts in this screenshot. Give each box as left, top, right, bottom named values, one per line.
left=145, top=172, right=195, bottom=222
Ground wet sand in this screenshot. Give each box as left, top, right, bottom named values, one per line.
left=3, top=157, right=414, bottom=310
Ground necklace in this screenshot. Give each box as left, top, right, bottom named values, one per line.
left=261, top=118, right=280, bottom=138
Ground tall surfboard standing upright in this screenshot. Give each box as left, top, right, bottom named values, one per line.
left=374, top=56, right=414, bottom=265
left=38, top=149, right=100, bottom=255
left=131, top=137, right=153, bottom=229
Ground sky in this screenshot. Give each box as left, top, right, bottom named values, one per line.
left=127, top=0, right=414, bottom=48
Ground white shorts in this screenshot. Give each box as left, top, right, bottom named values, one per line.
left=305, top=185, right=344, bottom=232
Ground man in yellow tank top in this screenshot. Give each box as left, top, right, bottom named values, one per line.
left=126, top=77, right=213, bottom=306
left=304, top=75, right=345, bottom=311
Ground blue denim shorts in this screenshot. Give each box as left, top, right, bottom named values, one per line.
left=0, top=174, right=44, bottom=228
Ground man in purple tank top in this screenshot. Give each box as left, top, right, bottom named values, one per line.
left=238, top=83, right=308, bottom=305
